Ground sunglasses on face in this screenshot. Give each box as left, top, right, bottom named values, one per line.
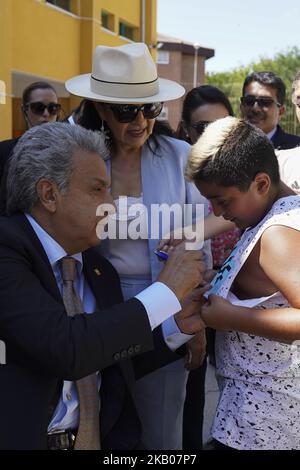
left=24, top=101, right=61, bottom=116
left=292, top=95, right=300, bottom=108
left=189, top=120, right=210, bottom=136
left=240, top=95, right=281, bottom=109
left=108, top=102, right=163, bottom=123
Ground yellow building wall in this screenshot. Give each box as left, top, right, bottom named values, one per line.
left=12, top=0, right=81, bottom=81
left=0, top=0, right=13, bottom=139
left=0, top=0, right=157, bottom=140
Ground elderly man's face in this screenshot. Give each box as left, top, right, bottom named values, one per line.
left=240, top=81, right=285, bottom=134
left=53, top=149, right=114, bottom=254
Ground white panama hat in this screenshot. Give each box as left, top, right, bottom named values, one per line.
left=65, top=42, right=185, bottom=104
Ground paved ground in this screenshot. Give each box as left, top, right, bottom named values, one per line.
left=202, top=361, right=219, bottom=448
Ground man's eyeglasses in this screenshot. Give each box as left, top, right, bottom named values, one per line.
left=108, top=102, right=163, bottom=123
left=189, top=120, right=210, bottom=136
left=24, top=102, right=61, bottom=116
left=292, top=95, right=300, bottom=108
left=240, top=95, right=281, bottom=109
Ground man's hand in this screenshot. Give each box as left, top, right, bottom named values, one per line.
left=184, top=329, right=207, bottom=370
left=174, top=287, right=209, bottom=334
left=157, top=245, right=206, bottom=302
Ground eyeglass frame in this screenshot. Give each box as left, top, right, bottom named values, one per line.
left=187, top=120, right=210, bottom=136
left=23, top=101, right=62, bottom=116
left=240, top=95, right=282, bottom=109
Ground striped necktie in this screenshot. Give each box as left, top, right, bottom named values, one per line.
left=60, top=256, right=100, bottom=450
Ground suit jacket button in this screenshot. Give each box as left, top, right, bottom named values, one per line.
left=113, top=352, right=120, bottom=361
left=134, top=345, right=141, bottom=354
left=120, top=350, right=127, bottom=359
left=128, top=346, right=134, bottom=356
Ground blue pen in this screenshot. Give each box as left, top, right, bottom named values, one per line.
left=154, top=249, right=169, bottom=261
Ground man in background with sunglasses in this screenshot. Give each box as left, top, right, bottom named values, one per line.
left=240, top=71, right=300, bottom=150
left=0, top=81, right=60, bottom=214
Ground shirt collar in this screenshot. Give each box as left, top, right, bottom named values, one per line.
left=25, top=213, right=83, bottom=274
left=266, top=126, right=277, bottom=140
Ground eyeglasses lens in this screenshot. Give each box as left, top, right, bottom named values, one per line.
left=28, top=102, right=61, bottom=116
left=110, top=103, right=163, bottom=123
left=241, top=96, right=276, bottom=108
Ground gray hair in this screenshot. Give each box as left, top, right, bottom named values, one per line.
left=7, top=122, right=109, bottom=215
left=292, top=70, right=300, bottom=97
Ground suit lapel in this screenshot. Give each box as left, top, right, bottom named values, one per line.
left=82, top=250, right=106, bottom=310
left=13, top=213, right=62, bottom=303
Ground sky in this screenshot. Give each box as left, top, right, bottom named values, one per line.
left=157, top=0, right=300, bottom=73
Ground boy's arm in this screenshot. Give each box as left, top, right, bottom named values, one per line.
left=201, top=225, right=300, bottom=343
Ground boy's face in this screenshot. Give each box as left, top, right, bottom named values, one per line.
left=197, top=180, right=267, bottom=230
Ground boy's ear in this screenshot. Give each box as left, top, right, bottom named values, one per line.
left=254, top=172, right=271, bottom=195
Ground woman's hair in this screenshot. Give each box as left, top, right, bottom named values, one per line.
left=186, top=117, right=280, bottom=191
left=77, top=99, right=175, bottom=153
left=177, top=85, right=234, bottom=142
left=22, top=81, right=57, bottom=104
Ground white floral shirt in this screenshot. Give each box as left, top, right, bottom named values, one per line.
left=209, top=195, right=300, bottom=450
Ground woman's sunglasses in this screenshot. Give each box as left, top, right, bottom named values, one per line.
left=108, top=102, right=163, bottom=123
left=24, top=101, right=62, bottom=116
left=189, top=120, right=210, bottom=136
left=240, top=95, right=281, bottom=108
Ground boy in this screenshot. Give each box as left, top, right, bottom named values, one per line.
left=186, top=116, right=300, bottom=450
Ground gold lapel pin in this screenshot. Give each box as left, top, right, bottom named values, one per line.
left=94, top=268, right=101, bottom=276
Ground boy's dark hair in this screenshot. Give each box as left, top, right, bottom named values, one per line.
left=22, top=81, right=57, bottom=104
left=242, top=71, right=286, bottom=105
left=186, top=117, right=280, bottom=191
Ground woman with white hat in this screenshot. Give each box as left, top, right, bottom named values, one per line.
left=66, top=42, right=212, bottom=450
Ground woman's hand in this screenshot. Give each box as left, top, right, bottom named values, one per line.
left=184, top=329, right=207, bottom=370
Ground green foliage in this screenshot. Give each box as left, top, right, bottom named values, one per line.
left=206, top=47, right=300, bottom=135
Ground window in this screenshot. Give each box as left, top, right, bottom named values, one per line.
left=119, top=21, right=135, bottom=41
left=46, top=0, right=71, bottom=12
left=101, top=10, right=114, bottom=32
left=157, top=50, right=169, bottom=65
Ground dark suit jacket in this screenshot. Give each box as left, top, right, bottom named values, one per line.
left=0, top=138, right=19, bottom=215
left=271, top=125, right=300, bottom=150
left=0, top=213, right=181, bottom=450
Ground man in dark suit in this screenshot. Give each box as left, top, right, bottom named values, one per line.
left=0, top=122, right=206, bottom=450
left=240, top=71, right=300, bottom=150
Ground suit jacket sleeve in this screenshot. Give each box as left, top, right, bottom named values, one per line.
left=0, top=219, right=155, bottom=381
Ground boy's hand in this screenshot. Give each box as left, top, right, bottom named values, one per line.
left=201, top=294, right=237, bottom=330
